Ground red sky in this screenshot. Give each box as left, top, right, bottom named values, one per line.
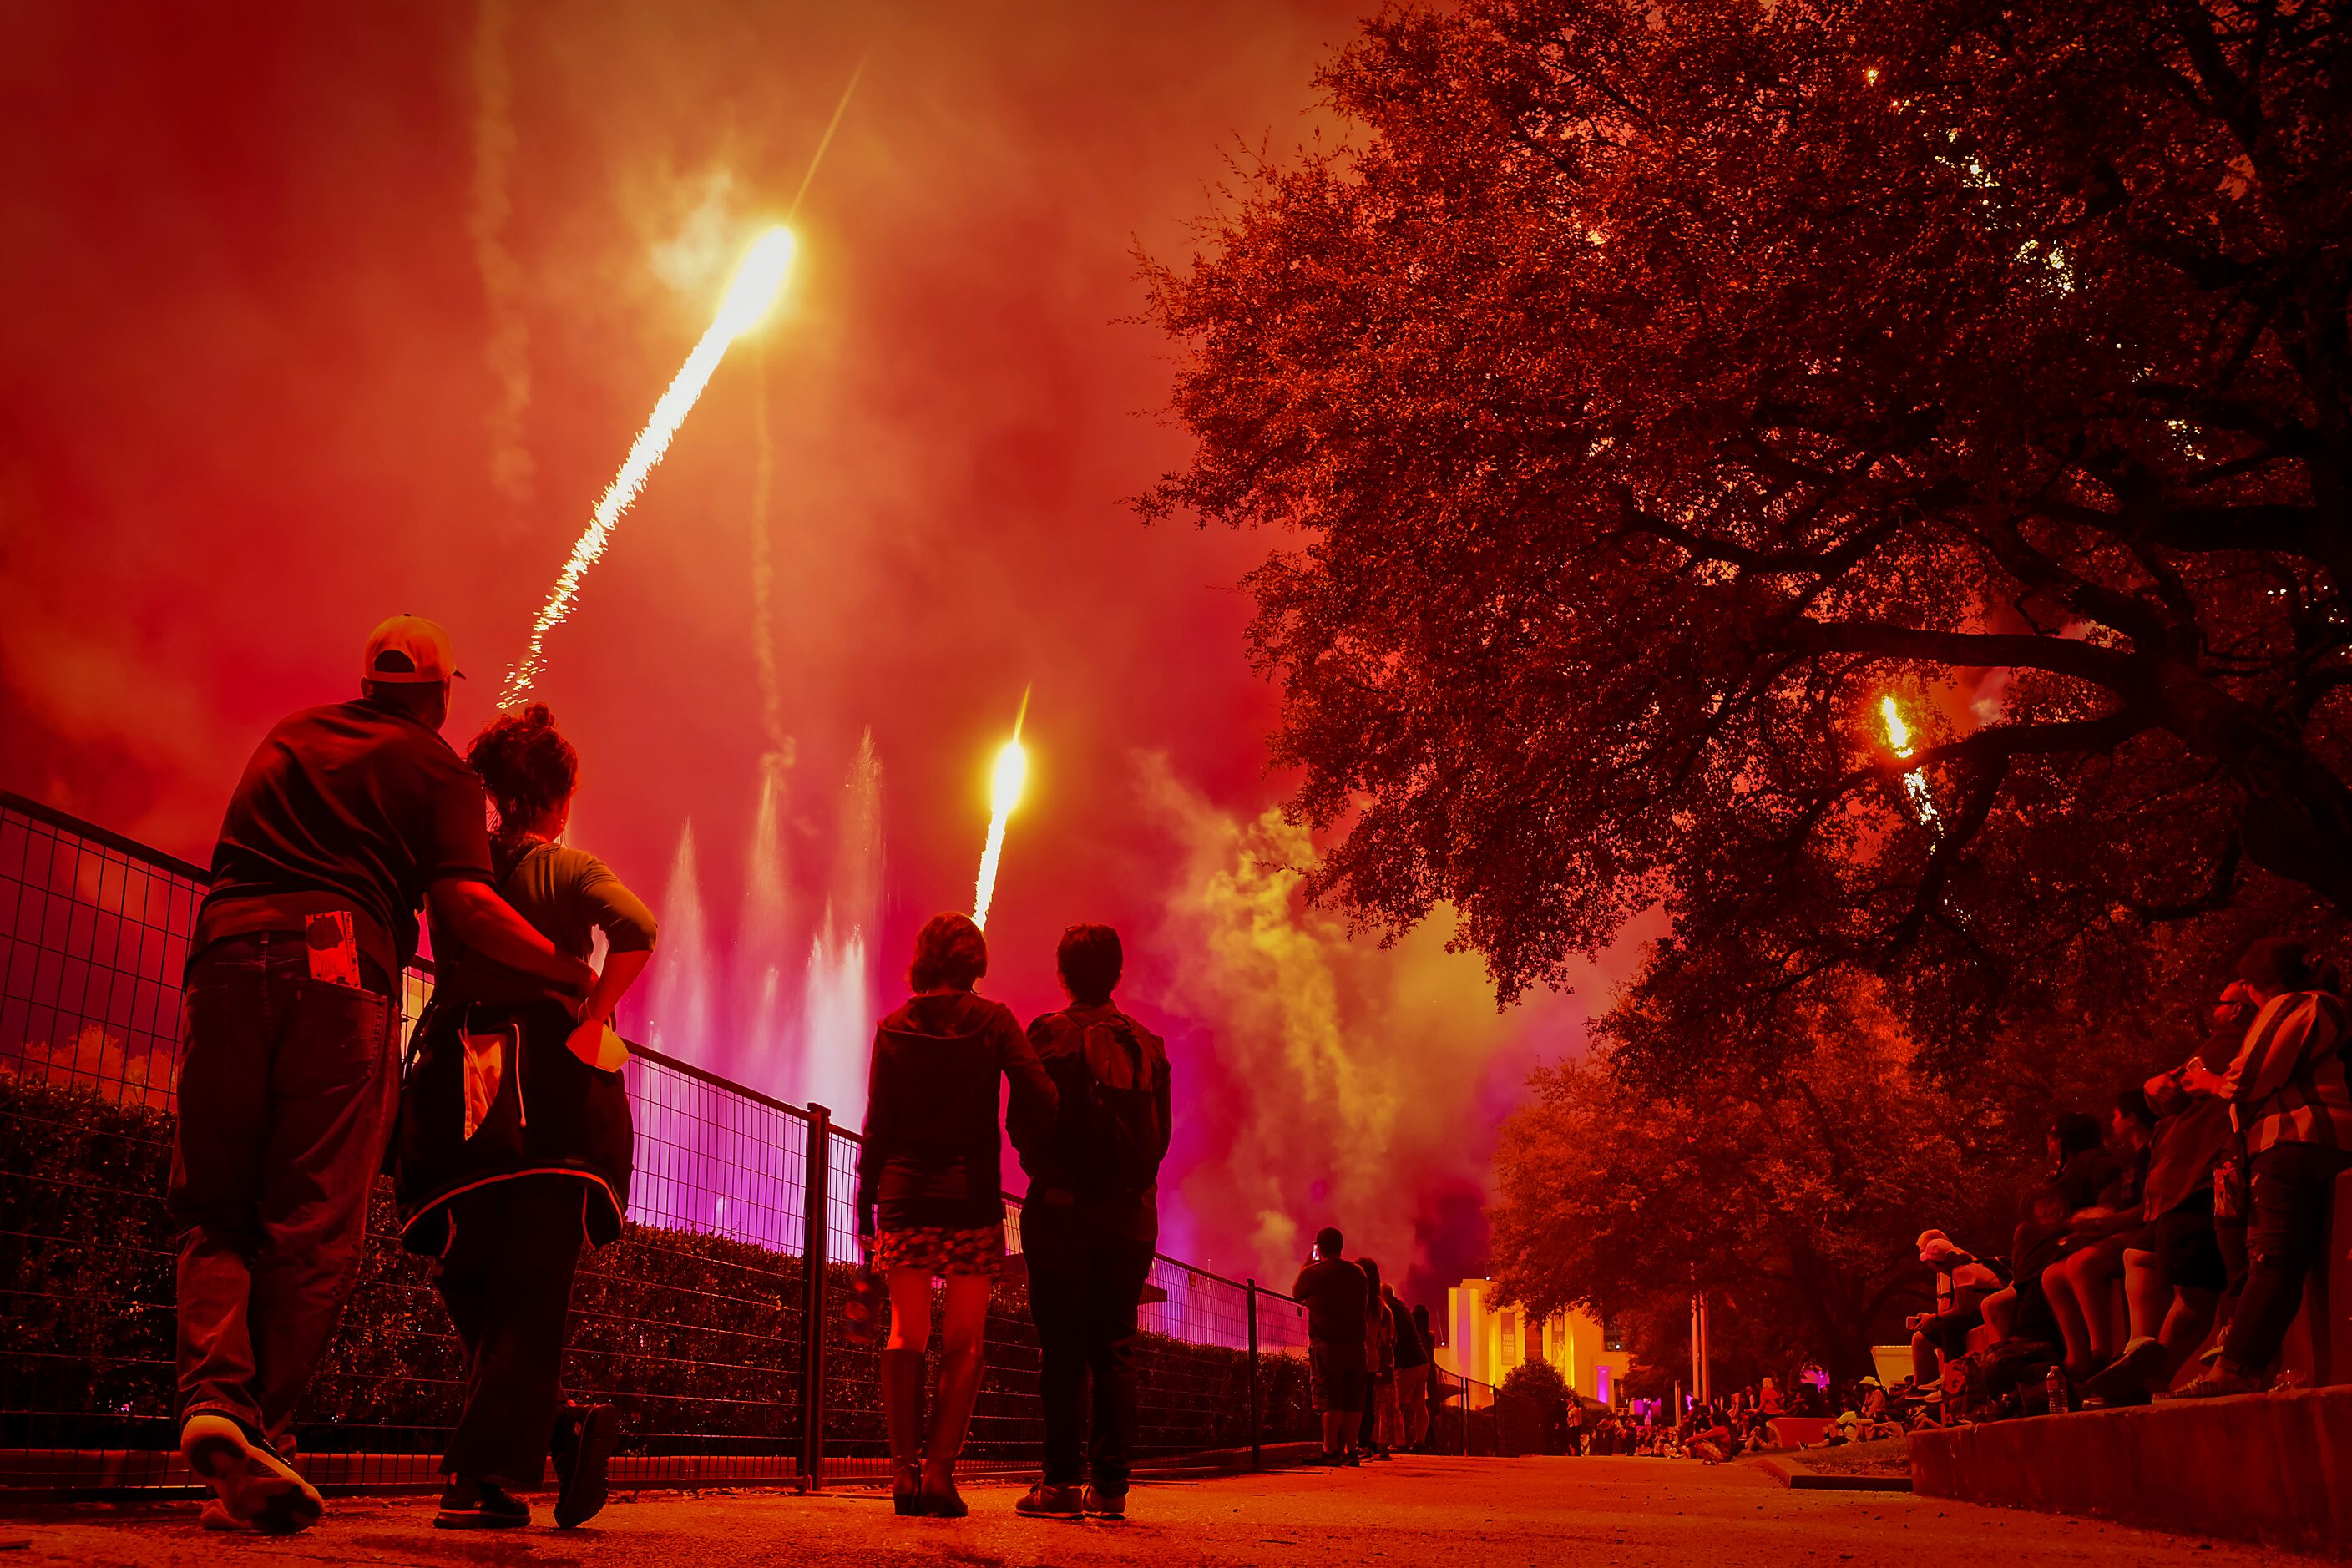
left=0, top=2, right=1619, bottom=1302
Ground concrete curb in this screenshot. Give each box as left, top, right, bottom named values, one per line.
left=1909, top=1384, right=2352, bottom=1555
left=1753, top=1455, right=1914, bottom=1492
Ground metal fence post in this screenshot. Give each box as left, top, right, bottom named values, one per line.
left=1246, top=1279, right=1262, bottom=1472
left=799, top=1103, right=832, bottom=1490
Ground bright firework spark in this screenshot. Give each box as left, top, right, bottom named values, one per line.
left=972, top=686, right=1033, bottom=930
left=1880, top=695, right=1940, bottom=828
left=501, top=225, right=797, bottom=706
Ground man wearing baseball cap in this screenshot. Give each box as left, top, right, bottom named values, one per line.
left=1905, top=1229, right=2001, bottom=1393
left=172, top=616, right=594, bottom=1534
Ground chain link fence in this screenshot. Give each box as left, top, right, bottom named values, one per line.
left=0, top=792, right=1500, bottom=1499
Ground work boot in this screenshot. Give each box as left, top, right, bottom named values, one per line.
left=920, top=1348, right=985, bottom=1519
left=882, top=1348, right=929, bottom=1516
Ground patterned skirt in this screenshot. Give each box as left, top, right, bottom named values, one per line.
left=872, top=1222, right=1004, bottom=1279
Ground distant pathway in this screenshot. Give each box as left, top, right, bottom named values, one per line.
left=3, top=1455, right=2288, bottom=1567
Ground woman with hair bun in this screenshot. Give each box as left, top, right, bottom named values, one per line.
left=397, top=704, right=657, bottom=1530
left=859, top=913, right=1055, bottom=1517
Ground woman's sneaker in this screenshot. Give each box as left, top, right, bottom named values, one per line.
left=1015, top=1481, right=1083, bottom=1519
left=1081, top=1486, right=1126, bottom=1520
left=180, top=1413, right=322, bottom=1536
left=435, top=1477, right=530, bottom=1530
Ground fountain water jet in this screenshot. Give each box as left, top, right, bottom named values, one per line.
left=798, top=727, right=882, bottom=1123
left=736, top=749, right=793, bottom=1086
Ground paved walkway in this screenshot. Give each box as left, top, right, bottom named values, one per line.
left=0, top=1455, right=2291, bottom=1566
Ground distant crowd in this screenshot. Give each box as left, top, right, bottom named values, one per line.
left=1902, top=935, right=2350, bottom=1419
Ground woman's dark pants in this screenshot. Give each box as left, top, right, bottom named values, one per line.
left=433, top=1176, right=587, bottom=1488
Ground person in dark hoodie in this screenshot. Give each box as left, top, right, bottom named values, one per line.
left=397, top=704, right=655, bottom=1530
left=1014, top=923, right=1172, bottom=1523
left=860, top=913, right=1056, bottom=1518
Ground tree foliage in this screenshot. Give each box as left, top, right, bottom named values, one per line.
left=1500, top=1355, right=1571, bottom=1413
left=1486, top=979, right=2034, bottom=1381
left=1143, top=0, right=2352, bottom=1070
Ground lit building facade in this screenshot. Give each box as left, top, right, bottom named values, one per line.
left=1434, top=1277, right=1630, bottom=1407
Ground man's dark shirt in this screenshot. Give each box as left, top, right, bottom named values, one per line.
left=197, top=698, right=494, bottom=976
left=1292, top=1256, right=1368, bottom=1345
left=1021, top=1000, right=1172, bottom=1242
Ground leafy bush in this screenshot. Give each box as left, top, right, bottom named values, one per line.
left=1500, top=1358, right=1570, bottom=1414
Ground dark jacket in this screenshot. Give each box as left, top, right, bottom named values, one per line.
left=396, top=994, right=634, bottom=1253
left=1020, top=1001, right=1172, bottom=1241
left=395, top=838, right=643, bottom=1254
left=858, top=990, right=1056, bottom=1234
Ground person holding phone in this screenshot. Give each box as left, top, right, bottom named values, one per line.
left=1293, top=1229, right=1370, bottom=1464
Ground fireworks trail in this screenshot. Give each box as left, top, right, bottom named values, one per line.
left=1880, top=695, right=1940, bottom=828
left=748, top=57, right=862, bottom=744
left=971, top=686, right=1032, bottom=930
left=789, top=56, right=867, bottom=221
left=501, top=225, right=796, bottom=706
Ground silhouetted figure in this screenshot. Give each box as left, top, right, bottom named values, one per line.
left=860, top=913, right=1055, bottom=1516
left=1017, top=924, right=1171, bottom=1522
left=173, top=618, right=589, bottom=1534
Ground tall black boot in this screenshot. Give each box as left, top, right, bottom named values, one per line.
left=921, top=1348, right=984, bottom=1518
left=881, top=1348, right=928, bottom=1516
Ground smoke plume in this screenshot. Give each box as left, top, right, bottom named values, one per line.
left=1133, top=756, right=1583, bottom=1308
left=469, top=0, right=533, bottom=513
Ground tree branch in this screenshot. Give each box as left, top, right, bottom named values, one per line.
left=1792, top=619, right=2141, bottom=690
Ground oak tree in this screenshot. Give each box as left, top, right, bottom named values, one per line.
left=1144, top=0, right=2352, bottom=1070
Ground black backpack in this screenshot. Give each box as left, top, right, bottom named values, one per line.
left=1069, top=1012, right=1170, bottom=1199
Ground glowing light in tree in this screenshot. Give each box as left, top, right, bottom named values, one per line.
left=972, top=687, right=1033, bottom=929
left=503, top=225, right=797, bottom=706
left=1880, top=695, right=1940, bottom=828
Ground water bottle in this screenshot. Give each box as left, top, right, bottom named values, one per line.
left=2044, top=1363, right=2068, bottom=1415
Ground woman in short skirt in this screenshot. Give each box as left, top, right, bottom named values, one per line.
left=859, top=913, right=1055, bottom=1516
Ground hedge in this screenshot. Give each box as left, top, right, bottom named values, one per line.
left=0, top=1074, right=1311, bottom=1464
